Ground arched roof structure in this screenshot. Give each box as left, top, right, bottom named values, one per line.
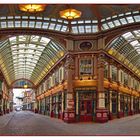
left=0, top=4, right=140, bottom=87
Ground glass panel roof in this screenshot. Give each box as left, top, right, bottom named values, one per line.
left=0, top=35, right=65, bottom=86
left=106, top=29, right=140, bottom=78
left=0, top=11, right=139, bottom=34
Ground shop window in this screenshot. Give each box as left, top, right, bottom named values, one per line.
left=124, top=95, right=130, bottom=115
left=59, top=67, right=64, bottom=82
left=133, top=97, right=139, bottom=113
left=55, top=70, right=59, bottom=85
left=104, top=62, right=108, bottom=78
left=111, top=91, right=117, bottom=114
left=120, top=94, right=124, bottom=112
left=80, top=59, right=92, bottom=75
left=124, top=73, right=128, bottom=86
left=112, top=65, right=117, bottom=82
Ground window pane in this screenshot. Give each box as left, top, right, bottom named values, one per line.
left=108, top=21, right=115, bottom=28
left=92, top=25, right=98, bottom=32
left=15, top=21, right=21, bottom=27
left=120, top=18, right=127, bottom=25
left=72, top=26, right=78, bottom=33
left=85, top=26, right=91, bottom=33
left=78, top=26, right=85, bottom=33
left=36, top=22, right=42, bottom=28
left=102, top=23, right=109, bottom=30
left=126, top=16, right=134, bottom=23
left=61, top=25, right=67, bottom=32
left=113, top=20, right=121, bottom=26
left=8, top=21, right=14, bottom=27
left=22, top=21, right=28, bottom=27
left=1, top=22, right=6, bottom=28
left=55, top=24, right=62, bottom=31
left=29, top=21, right=35, bottom=28
left=49, top=23, right=55, bottom=30
left=42, top=22, right=49, bottom=29
left=134, top=15, right=140, bottom=22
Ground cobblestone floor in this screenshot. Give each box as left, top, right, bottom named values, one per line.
left=0, top=111, right=140, bottom=136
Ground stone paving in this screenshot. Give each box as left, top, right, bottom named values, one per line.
left=0, top=111, right=140, bottom=136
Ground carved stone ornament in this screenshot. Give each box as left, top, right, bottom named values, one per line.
left=65, top=54, right=75, bottom=70
left=79, top=41, right=92, bottom=51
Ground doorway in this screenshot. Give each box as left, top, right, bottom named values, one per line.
left=79, top=91, right=96, bottom=122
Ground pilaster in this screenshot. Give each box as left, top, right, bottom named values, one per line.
left=96, top=53, right=108, bottom=123
left=129, top=96, right=134, bottom=115
left=63, top=54, right=76, bottom=123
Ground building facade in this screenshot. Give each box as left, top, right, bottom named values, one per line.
left=0, top=4, right=139, bottom=123
left=36, top=40, right=140, bottom=123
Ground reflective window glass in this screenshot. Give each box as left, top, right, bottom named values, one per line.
left=36, top=22, right=42, bottom=28
left=126, top=16, right=134, bottom=23
left=134, top=15, right=140, bottom=22
left=29, top=21, right=35, bottom=28
left=120, top=18, right=127, bottom=25
left=49, top=23, right=55, bottom=30
left=15, top=21, right=21, bottom=27
left=55, top=24, right=62, bottom=31
left=42, top=22, right=49, bottom=29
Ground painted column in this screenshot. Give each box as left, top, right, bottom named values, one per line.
left=129, top=96, right=134, bottom=115
left=76, top=91, right=79, bottom=121
left=96, top=53, right=108, bottom=123
left=63, top=54, right=76, bottom=123
left=93, top=55, right=97, bottom=79
left=34, top=102, right=38, bottom=113
left=7, top=100, right=10, bottom=113
left=38, top=99, right=41, bottom=113
left=109, top=64, right=112, bottom=81
left=0, top=96, right=3, bottom=115
left=50, top=95, right=53, bottom=117
left=61, top=90, right=64, bottom=119
left=117, top=92, right=124, bottom=118
left=109, top=90, right=113, bottom=120
left=75, top=55, right=79, bottom=80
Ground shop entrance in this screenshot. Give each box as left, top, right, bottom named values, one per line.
left=79, top=91, right=96, bottom=122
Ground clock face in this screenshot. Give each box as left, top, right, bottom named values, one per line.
left=79, top=42, right=92, bottom=51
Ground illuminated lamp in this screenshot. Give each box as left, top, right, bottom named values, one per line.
left=60, top=8, right=81, bottom=19
left=19, top=4, right=46, bottom=13
left=24, top=84, right=28, bottom=89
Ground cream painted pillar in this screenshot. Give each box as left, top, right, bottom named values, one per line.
left=131, top=96, right=133, bottom=111
left=129, top=95, right=134, bottom=115
left=1, top=98, right=3, bottom=111
left=96, top=53, right=108, bottom=123
left=34, top=102, right=37, bottom=110
left=63, top=54, right=76, bottom=123
left=38, top=100, right=41, bottom=112
left=93, top=55, right=97, bottom=79
left=109, top=65, right=112, bottom=80
left=118, top=93, right=120, bottom=112
left=110, top=91, right=112, bottom=112
left=76, top=91, right=79, bottom=115
left=61, top=91, right=64, bottom=113
left=117, top=66, right=121, bottom=83
left=75, top=56, right=79, bottom=80
left=50, top=95, right=52, bottom=114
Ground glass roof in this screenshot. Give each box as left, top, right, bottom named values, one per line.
left=0, top=10, right=140, bottom=34
left=0, top=35, right=65, bottom=86
left=106, top=29, right=140, bottom=78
